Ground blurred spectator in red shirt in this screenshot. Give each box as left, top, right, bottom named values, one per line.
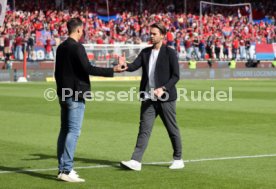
left=45, top=37, right=54, bottom=60
left=14, top=35, right=24, bottom=60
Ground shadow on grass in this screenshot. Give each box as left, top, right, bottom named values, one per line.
left=24, top=153, right=119, bottom=167
left=0, top=166, right=57, bottom=181
left=23, top=154, right=171, bottom=172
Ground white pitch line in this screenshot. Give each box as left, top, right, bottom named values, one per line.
left=0, top=154, right=276, bottom=174
left=184, top=154, right=276, bottom=163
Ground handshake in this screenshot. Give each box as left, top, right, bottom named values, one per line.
left=113, top=53, right=128, bottom=73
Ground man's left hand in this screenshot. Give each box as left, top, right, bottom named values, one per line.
left=154, top=87, right=165, bottom=98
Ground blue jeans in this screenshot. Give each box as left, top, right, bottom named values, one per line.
left=57, top=97, right=85, bottom=172
left=199, top=47, right=206, bottom=59
left=186, top=47, right=193, bottom=60
left=15, top=46, right=23, bottom=60
left=240, top=46, right=246, bottom=59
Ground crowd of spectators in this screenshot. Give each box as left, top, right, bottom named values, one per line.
left=0, top=0, right=275, bottom=61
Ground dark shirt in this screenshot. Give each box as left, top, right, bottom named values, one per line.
left=27, top=37, right=34, bottom=46
left=4, top=38, right=10, bottom=47
left=55, top=37, right=114, bottom=99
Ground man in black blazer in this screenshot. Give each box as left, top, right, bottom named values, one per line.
left=120, top=23, right=184, bottom=171
left=55, top=18, right=126, bottom=182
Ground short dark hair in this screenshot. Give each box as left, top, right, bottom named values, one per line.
left=67, top=18, right=83, bottom=35
left=150, top=23, right=167, bottom=35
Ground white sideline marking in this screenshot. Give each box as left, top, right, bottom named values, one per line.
left=0, top=154, right=275, bottom=174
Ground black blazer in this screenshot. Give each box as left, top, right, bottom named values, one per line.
left=55, top=37, right=114, bottom=99
left=127, top=45, right=180, bottom=101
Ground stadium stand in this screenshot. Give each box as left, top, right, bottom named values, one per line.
left=0, top=0, right=275, bottom=61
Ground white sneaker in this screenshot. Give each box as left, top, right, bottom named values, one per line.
left=57, top=172, right=62, bottom=179
left=169, top=159, right=185, bottom=169
left=57, top=169, right=79, bottom=179
left=70, top=169, right=79, bottom=178
left=59, top=171, right=85, bottom=182
left=120, top=160, right=142, bottom=171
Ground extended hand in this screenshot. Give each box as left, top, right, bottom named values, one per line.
left=113, top=64, right=128, bottom=73
left=118, top=52, right=127, bottom=69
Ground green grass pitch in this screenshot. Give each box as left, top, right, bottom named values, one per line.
left=0, top=79, right=275, bottom=189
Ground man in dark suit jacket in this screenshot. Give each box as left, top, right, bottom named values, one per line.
left=55, top=18, right=126, bottom=182
left=120, top=23, right=184, bottom=171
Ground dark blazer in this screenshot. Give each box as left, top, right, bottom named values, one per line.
left=127, top=45, right=180, bottom=101
left=55, top=37, right=114, bottom=99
